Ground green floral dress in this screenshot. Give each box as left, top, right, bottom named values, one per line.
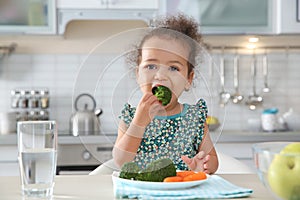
left=119, top=99, right=207, bottom=170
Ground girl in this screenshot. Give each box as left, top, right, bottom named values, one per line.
left=112, top=14, right=219, bottom=174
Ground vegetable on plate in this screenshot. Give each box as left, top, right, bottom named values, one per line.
left=119, top=158, right=176, bottom=182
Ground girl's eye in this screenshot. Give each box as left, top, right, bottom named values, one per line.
left=146, top=64, right=157, bottom=70
left=169, top=66, right=179, bottom=71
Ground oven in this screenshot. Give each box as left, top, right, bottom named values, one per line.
left=56, top=141, right=113, bottom=175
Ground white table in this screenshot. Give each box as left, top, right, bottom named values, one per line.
left=0, top=174, right=273, bottom=200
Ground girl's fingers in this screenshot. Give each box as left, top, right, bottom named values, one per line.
left=181, top=155, right=196, bottom=169
left=196, top=151, right=205, bottom=160
left=141, top=92, right=155, bottom=102
left=182, top=153, right=208, bottom=172
left=203, top=163, right=208, bottom=170
left=181, top=155, right=197, bottom=170
left=181, top=155, right=192, bottom=165
left=142, top=93, right=161, bottom=106
left=204, top=154, right=210, bottom=163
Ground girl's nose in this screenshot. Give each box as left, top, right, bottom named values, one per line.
left=154, top=66, right=168, bottom=80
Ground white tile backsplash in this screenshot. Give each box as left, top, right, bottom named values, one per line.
left=0, top=52, right=300, bottom=133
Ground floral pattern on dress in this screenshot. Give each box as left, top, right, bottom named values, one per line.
left=119, top=99, right=207, bottom=170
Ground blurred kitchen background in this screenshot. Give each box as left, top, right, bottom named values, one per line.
left=1, top=46, right=300, bottom=132
left=1, top=0, right=300, bottom=175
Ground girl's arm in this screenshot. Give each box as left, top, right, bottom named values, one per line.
left=112, top=120, right=145, bottom=168
left=112, top=92, right=162, bottom=168
left=199, top=123, right=219, bottom=174
left=181, top=123, right=219, bottom=174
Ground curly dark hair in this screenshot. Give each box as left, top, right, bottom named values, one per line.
left=126, top=13, right=203, bottom=75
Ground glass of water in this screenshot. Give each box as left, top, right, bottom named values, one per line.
left=17, top=121, right=57, bottom=198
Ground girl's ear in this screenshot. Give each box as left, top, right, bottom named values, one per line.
left=185, top=71, right=194, bottom=91
left=135, top=66, right=140, bottom=83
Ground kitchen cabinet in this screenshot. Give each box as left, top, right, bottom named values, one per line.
left=280, top=0, right=300, bottom=34
left=0, top=0, right=56, bottom=34
left=215, top=142, right=255, bottom=171
left=57, top=0, right=158, bottom=9
left=164, top=0, right=278, bottom=35
left=0, top=134, right=116, bottom=176
left=57, top=0, right=159, bottom=34
left=0, top=145, right=19, bottom=176
left=212, top=131, right=300, bottom=172
left=57, top=0, right=107, bottom=9
left=107, top=0, right=158, bottom=9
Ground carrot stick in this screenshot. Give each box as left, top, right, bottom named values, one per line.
left=183, top=172, right=207, bottom=182
left=163, top=176, right=183, bottom=182
left=176, top=171, right=196, bottom=177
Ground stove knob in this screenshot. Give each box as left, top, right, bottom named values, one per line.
left=82, top=151, right=91, bottom=160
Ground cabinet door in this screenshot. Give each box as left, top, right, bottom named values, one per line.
left=0, top=145, right=19, bottom=176
left=0, top=163, right=19, bottom=176
left=57, top=0, right=158, bottom=9
left=0, top=0, right=56, bottom=34
left=107, top=0, right=159, bottom=9
left=165, top=0, right=277, bottom=34
left=57, top=0, right=107, bottom=9
left=280, top=0, right=300, bottom=33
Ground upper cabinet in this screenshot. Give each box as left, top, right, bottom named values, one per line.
left=165, top=0, right=278, bottom=35
left=280, top=0, right=300, bottom=34
left=2, top=0, right=300, bottom=35
left=0, top=0, right=56, bottom=34
left=57, top=0, right=159, bottom=34
left=57, top=0, right=158, bottom=9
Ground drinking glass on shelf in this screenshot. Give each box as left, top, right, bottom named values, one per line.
left=17, top=121, right=57, bottom=198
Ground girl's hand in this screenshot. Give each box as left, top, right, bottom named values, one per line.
left=181, top=151, right=211, bottom=173
left=132, top=92, right=163, bottom=127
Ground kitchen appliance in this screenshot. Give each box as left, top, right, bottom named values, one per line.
left=69, top=93, right=102, bottom=136
left=56, top=137, right=114, bottom=175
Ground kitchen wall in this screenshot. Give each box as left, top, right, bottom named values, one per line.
left=1, top=51, right=300, bottom=133
left=1, top=21, right=300, bottom=134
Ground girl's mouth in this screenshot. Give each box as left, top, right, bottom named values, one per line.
left=152, top=85, right=172, bottom=106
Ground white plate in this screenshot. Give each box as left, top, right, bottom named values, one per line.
left=112, top=171, right=209, bottom=190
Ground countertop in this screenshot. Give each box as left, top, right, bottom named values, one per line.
left=0, top=133, right=117, bottom=145
left=0, top=174, right=273, bottom=200
left=210, top=130, right=300, bottom=143
left=1, top=130, right=300, bottom=145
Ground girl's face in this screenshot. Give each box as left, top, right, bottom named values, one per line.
left=136, top=36, right=194, bottom=103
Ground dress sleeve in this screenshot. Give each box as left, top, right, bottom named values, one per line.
left=194, top=99, right=208, bottom=150
left=196, top=98, right=208, bottom=120
left=119, top=103, right=136, bottom=126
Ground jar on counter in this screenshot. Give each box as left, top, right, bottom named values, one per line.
left=261, top=108, right=279, bottom=132
left=18, top=90, right=29, bottom=108
left=18, top=111, right=29, bottom=121
left=28, top=90, right=40, bottom=108
left=11, top=90, right=20, bottom=108
left=39, top=110, right=49, bottom=120
left=28, top=110, right=39, bottom=121
left=40, top=90, right=49, bottom=109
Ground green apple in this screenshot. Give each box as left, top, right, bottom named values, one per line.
left=268, top=142, right=300, bottom=200
left=206, top=116, right=219, bottom=125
